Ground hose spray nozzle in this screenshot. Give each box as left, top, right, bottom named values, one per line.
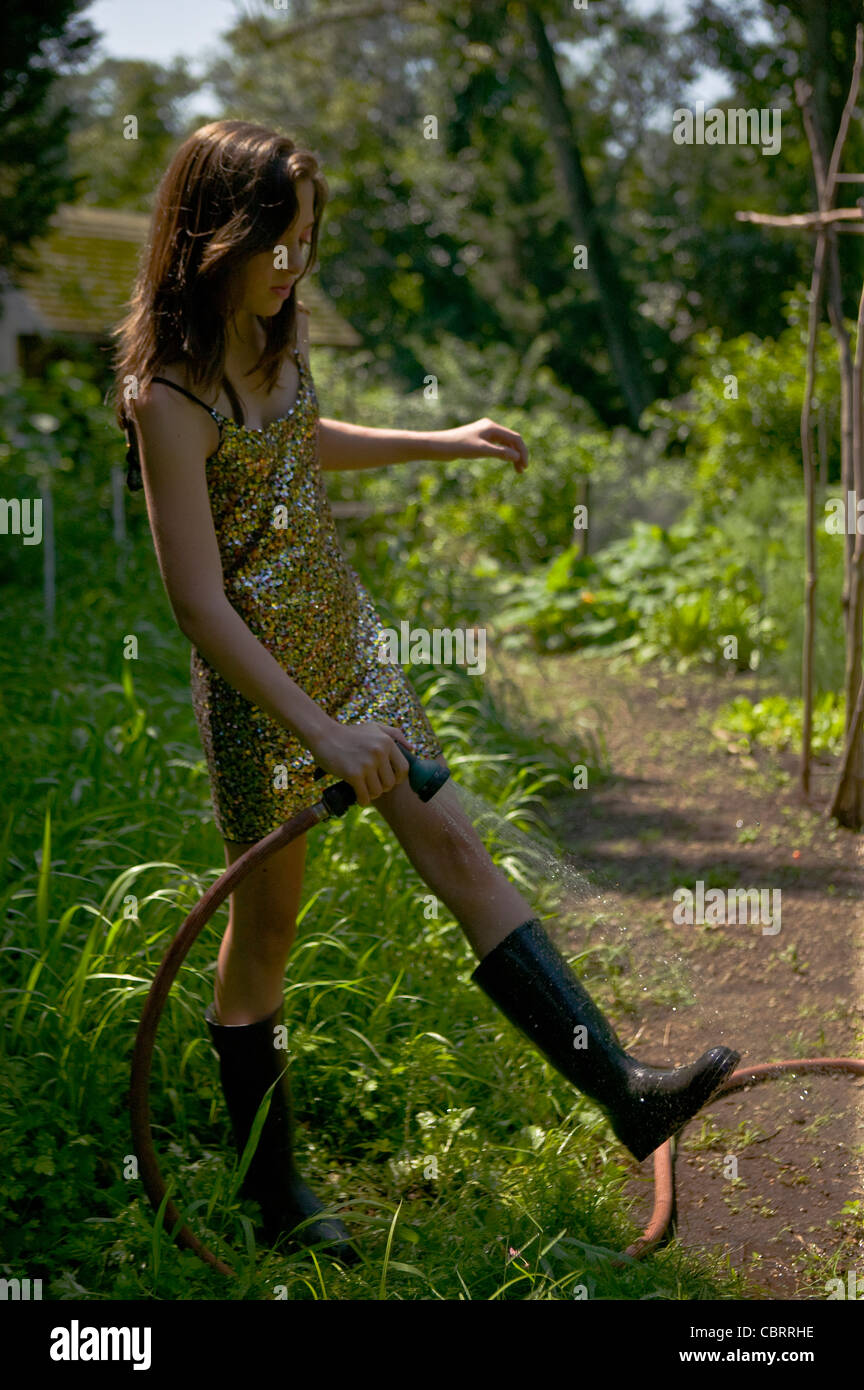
left=313, top=737, right=450, bottom=817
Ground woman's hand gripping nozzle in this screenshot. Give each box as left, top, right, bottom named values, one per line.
left=312, top=738, right=450, bottom=816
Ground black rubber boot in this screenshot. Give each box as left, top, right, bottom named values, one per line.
left=204, top=1001, right=359, bottom=1264
left=471, top=918, right=739, bottom=1162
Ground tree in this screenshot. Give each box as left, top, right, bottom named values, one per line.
left=60, top=57, right=200, bottom=212
left=685, top=0, right=864, bottom=308
left=205, top=0, right=680, bottom=426
left=0, top=2, right=98, bottom=294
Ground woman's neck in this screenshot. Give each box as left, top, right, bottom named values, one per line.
left=224, top=308, right=264, bottom=383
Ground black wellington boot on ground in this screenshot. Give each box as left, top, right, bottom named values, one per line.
left=205, top=1001, right=360, bottom=1264
left=471, top=918, right=740, bottom=1162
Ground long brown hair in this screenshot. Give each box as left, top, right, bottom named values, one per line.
left=111, top=119, right=328, bottom=490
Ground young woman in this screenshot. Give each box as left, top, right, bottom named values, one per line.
left=114, top=119, right=739, bottom=1266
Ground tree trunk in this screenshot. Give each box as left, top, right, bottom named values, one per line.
left=523, top=4, right=651, bottom=429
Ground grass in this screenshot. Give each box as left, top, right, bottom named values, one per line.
left=0, top=538, right=759, bottom=1303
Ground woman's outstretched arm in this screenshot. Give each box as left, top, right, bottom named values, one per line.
left=317, top=417, right=528, bottom=471
left=297, top=306, right=527, bottom=473
left=317, top=417, right=453, bottom=470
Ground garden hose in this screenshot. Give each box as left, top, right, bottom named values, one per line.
left=129, top=749, right=864, bottom=1281
left=622, top=1057, right=864, bottom=1262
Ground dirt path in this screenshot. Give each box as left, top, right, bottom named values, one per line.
left=486, top=647, right=864, bottom=1300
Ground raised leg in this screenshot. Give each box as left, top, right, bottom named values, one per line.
left=371, top=756, right=739, bottom=1160
left=371, top=755, right=537, bottom=960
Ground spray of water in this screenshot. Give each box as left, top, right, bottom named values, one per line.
left=444, top=778, right=613, bottom=907
left=427, top=771, right=735, bottom=1050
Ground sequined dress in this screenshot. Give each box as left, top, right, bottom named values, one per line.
left=173, top=346, right=443, bottom=842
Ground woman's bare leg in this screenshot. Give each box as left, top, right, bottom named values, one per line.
left=214, top=832, right=309, bottom=1024
left=371, top=756, right=537, bottom=960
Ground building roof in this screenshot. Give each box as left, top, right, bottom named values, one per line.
left=10, top=204, right=361, bottom=347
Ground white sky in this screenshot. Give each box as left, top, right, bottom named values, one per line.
left=86, top=0, right=729, bottom=101
left=86, top=0, right=251, bottom=66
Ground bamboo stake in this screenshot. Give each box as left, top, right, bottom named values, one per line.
left=823, top=25, right=864, bottom=825
left=735, top=206, right=864, bottom=229
left=796, top=211, right=826, bottom=797
left=780, top=28, right=864, bottom=812
left=830, top=268, right=864, bottom=824
left=793, top=77, right=834, bottom=798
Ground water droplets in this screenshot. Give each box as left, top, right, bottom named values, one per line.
left=449, top=780, right=603, bottom=905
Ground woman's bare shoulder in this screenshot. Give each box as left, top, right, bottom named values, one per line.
left=129, top=365, right=221, bottom=462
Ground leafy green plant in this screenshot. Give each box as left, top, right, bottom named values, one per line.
left=489, top=520, right=780, bottom=671
left=643, top=305, right=841, bottom=508
left=712, top=692, right=845, bottom=757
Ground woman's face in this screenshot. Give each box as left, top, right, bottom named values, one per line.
left=233, top=176, right=317, bottom=318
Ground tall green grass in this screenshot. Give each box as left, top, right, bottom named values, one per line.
left=0, top=541, right=759, bottom=1303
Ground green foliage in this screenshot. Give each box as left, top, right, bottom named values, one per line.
left=0, top=359, right=124, bottom=588
left=490, top=520, right=780, bottom=673
left=0, top=357, right=117, bottom=473
left=0, top=3, right=98, bottom=287
left=348, top=309, right=843, bottom=688
left=56, top=0, right=857, bottom=425
left=644, top=303, right=842, bottom=508
left=703, top=470, right=847, bottom=694
left=62, top=57, right=198, bottom=212
left=312, top=331, right=601, bottom=586
left=712, top=692, right=846, bottom=758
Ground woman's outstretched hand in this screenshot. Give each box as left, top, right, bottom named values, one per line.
left=309, top=719, right=411, bottom=807
left=436, top=418, right=528, bottom=473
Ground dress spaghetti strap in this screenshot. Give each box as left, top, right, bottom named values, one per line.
left=123, top=376, right=224, bottom=494
left=151, top=377, right=223, bottom=422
